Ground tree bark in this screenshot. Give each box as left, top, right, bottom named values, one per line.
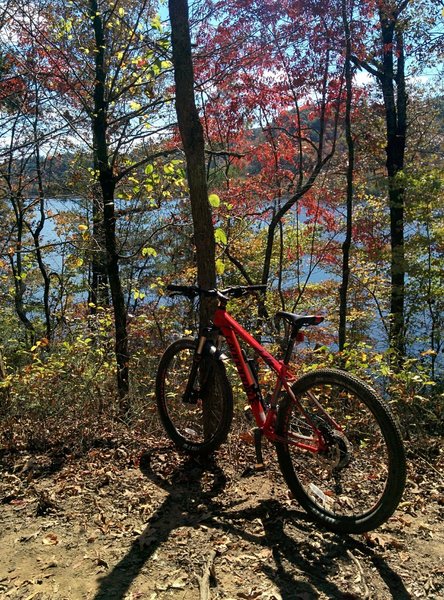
left=31, top=80, right=52, bottom=345
left=351, top=1, right=408, bottom=363
left=168, top=0, right=216, bottom=328
left=90, top=181, right=110, bottom=310
left=338, top=0, right=355, bottom=352
left=379, top=3, right=407, bottom=360
left=90, top=0, right=129, bottom=412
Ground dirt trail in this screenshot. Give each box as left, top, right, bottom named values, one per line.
left=1, top=431, right=443, bottom=600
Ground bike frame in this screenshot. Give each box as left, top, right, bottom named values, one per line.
left=210, top=304, right=328, bottom=453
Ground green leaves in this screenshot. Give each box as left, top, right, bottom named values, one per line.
left=151, top=14, right=162, bottom=32
left=208, top=193, right=221, bottom=208
left=141, top=247, right=157, bottom=257
left=214, top=228, right=227, bottom=245
left=211, top=196, right=226, bottom=247
left=216, top=259, right=225, bottom=275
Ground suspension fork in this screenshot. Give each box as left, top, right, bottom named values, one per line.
left=182, top=328, right=223, bottom=404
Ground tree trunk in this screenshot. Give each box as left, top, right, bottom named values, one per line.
left=169, top=0, right=217, bottom=440
left=90, top=0, right=129, bottom=413
left=31, top=83, right=52, bottom=345
left=351, top=1, right=408, bottom=363
left=379, top=5, right=407, bottom=361
left=338, top=0, right=355, bottom=352
left=90, top=181, right=109, bottom=310
left=168, top=0, right=216, bottom=328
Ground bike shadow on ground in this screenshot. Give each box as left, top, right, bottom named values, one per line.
left=93, top=446, right=228, bottom=599
left=93, top=446, right=411, bottom=600
left=249, top=500, right=412, bottom=600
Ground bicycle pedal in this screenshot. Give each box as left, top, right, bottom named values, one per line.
left=241, top=464, right=266, bottom=477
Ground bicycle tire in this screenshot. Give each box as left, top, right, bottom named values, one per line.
left=156, top=338, right=233, bottom=456
left=275, top=368, right=406, bottom=534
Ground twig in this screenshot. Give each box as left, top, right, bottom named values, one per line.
left=346, top=549, right=369, bottom=599
left=413, top=452, right=444, bottom=482
left=196, top=549, right=217, bottom=600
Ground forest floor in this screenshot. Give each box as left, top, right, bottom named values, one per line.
left=0, top=416, right=443, bottom=600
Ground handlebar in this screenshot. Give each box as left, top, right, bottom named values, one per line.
left=167, top=284, right=267, bottom=301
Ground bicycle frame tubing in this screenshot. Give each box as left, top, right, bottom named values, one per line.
left=211, top=305, right=326, bottom=452
left=214, top=307, right=288, bottom=393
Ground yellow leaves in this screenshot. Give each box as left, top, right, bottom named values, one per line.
left=66, top=255, right=85, bottom=269
left=141, top=247, right=157, bottom=257
left=214, top=228, right=227, bottom=245
left=216, top=259, right=225, bottom=275
left=63, top=18, right=73, bottom=34
left=78, top=224, right=88, bottom=232
left=209, top=194, right=221, bottom=208
left=30, top=338, right=50, bottom=352
left=421, top=349, right=437, bottom=356
left=129, top=101, right=142, bottom=111
left=118, top=7, right=125, bottom=18
left=151, top=14, right=162, bottom=31
left=88, top=302, right=105, bottom=311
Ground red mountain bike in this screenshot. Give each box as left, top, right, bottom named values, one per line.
left=156, top=284, right=406, bottom=533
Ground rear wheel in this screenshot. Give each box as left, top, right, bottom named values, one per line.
left=156, top=338, right=233, bottom=456
left=275, top=368, right=406, bottom=533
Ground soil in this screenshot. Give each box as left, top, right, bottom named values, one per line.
left=1, top=420, right=443, bottom=600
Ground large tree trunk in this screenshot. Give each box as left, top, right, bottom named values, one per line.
left=90, top=0, right=129, bottom=413
left=169, top=0, right=217, bottom=440
left=168, top=0, right=216, bottom=328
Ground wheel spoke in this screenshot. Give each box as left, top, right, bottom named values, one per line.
left=276, top=369, right=406, bottom=533
left=156, top=339, right=233, bottom=455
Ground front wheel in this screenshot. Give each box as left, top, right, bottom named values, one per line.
left=156, top=338, right=233, bottom=456
left=275, top=368, right=406, bottom=534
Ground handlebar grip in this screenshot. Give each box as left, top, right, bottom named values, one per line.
left=167, top=283, right=266, bottom=300
left=223, top=284, right=267, bottom=298
left=166, top=284, right=200, bottom=298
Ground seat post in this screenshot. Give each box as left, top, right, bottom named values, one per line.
left=283, top=328, right=297, bottom=365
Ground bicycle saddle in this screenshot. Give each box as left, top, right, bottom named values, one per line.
left=275, top=312, right=324, bottom=329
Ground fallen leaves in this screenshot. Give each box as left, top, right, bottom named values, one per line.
left=42, top=533, right=59, bottom=546
left=363, top=531, right=405, bottom=550
left=0, top=428, right=443, bottom=600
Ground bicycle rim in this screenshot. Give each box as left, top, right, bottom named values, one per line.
left=157, top=339, right=232, bottom=453
left=276, top=369, right=406, bottom=532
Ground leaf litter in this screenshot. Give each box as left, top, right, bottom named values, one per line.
left=0, top=418, right=443, bottom=599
